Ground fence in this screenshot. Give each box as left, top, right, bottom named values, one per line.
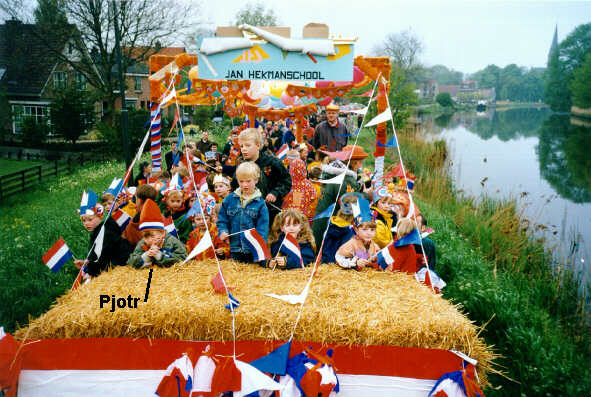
left=0, top=156, right=91, bottom=200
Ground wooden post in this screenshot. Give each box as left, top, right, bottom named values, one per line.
left=38, top=164, right=42, bottom=183
left=55, top=160, right=58, bottom=177
left=21, top=169, right=25, bottom=192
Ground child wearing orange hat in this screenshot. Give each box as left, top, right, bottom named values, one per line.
left=127, top=199, right=187, bottom=268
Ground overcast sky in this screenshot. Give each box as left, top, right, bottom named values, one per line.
left=202, top=0, right=591, bottom=74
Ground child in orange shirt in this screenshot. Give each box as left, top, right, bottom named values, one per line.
left=185, top=212, right=229, bottom=260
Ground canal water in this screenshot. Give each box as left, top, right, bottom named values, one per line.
left=424, top=107, right=591, bottom=288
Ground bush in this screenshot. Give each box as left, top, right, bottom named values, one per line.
left=50, top=87, right=95, bottom=144
left=21, top=116, right=49, bottom=145
left=98, top=108, right=150, bottom=158
left=436, top=92, right=454, bottom=107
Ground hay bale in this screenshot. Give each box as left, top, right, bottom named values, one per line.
left=16, top=261, right=494, bottom=379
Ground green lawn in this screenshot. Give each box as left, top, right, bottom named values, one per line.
left=0, top=158, right=43, bottom=176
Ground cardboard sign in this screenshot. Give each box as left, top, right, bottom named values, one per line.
left=198, top=39, right=354, bottom=81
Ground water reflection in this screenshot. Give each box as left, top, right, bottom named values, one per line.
left=537, top=115, right=591, bottom=203
left=428, top=107, right=591, bottom=288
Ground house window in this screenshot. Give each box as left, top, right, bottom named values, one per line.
left=11, top=104, right=49, bottom=134
left=53, top=71, right=66, bottom=88
left=76, top=72, right=87, bottom=91
left=134, top=76, right=142, bottom=92
left=125, top=99, right=137, bottom=109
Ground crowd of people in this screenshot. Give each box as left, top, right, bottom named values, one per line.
left=74, top=104, right=437, bottom=281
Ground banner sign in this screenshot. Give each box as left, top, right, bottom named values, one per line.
left=198, top=40, right=354, bottom=81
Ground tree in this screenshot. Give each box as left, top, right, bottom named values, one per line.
left=423, top=64, right=463, bottom=85
left=570, top=54, right=591, bottom=108
left=471, top=64, right=501, bottom=94
left=2, top=0, right=204, bottom=126
left=233, top=2, right=279, bottom=26
left=34, top=0, right=68, bottom=26
left=0, top=88, right=12, bottom=141
left=50, top=86, right=95, bottom=144
left=436, top=92, right=454, bottom=108
left=544, top=43, right=571, bottom=111
left=559, top=23, right=591, bottom=77
left=373, top=29, right=424, bottom=82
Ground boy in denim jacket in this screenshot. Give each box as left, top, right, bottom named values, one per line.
left=218, top=161, right=269, bottom=263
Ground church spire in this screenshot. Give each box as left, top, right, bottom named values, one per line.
left=548, top=25, right=559, bottom=62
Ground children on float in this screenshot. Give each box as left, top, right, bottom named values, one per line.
left=320, top=193, right=358, bottom=264
left=233, top=127, right=292, bottom=223
left=123, top=184, right=158, bottom=245
left=268, top=209, right=316, bottom=269
left=128, top=198, right=187, bottom=268
left=133, top=161, right=152, bottom=186
left=217, top=161, right=270, bottom=263
left=414, top=214, right=437, bottom=270
left=75, top=190, right=134, bottom=278
left=160, top=183, right=192, bottom=243
left=281, top=158, right=317, bottom=219
left=384, top=217, right=421, bottom=274
left=213, top=174, right=232, bottom=203
left=312, top=144, right=368, bottom=246
left=335, top=198, right=380, bottom=270
left=185, top=210, right=229, bottom=261
left=370, top=186, right=395, bottom=248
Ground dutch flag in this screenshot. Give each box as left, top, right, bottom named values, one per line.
left=376, top=243, right=396, bottom=270
left=42, top=238, right=73, bottom=273
left=164, top=217, right=178, bottom=238
left=275, top=144, right=289, bottom=160
left=280, top=233, right=303, bottom=267
left=242, top=228, right=271, bottom=262
left=112, top=209, right=131, bottom=232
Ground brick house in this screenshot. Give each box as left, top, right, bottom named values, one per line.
left=113, top=46, right=186, bottom=111
left=0, top=19, right=94, bottom=135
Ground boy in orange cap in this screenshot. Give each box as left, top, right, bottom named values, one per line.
left=127, top=199, right=187, bottom=268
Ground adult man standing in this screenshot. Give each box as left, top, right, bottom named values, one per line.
left=164, top=141, right=179, bottom=171
left=312, top=104, right=348, bottom=151
left=196, top=130, right=213, bottom=154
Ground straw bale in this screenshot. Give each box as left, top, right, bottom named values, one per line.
left=16, top=261, right=494, bottom=380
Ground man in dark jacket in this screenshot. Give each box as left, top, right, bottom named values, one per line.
left=164, top=141, right=180, bottom=171
left=312, top=104, right=348, bottom=151
left=231, top=128, right=292, bottom=222
left=196, top=130, right=213, bottom=154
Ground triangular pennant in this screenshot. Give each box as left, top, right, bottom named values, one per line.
left=314, top=172, right=345, bottom=185
left=265, top=281, right=310, bottom=305
left=312, top=204, right=335, bottom=221
left=210, top=271, right=234, bottom=293
left=93, top=225, right=105, bottom=258
left=364, top=108, right=392, bottom=127
left=394, top=228, right=421, bottom=247
left=377, top=136, right=398, bottom=147
left=233, top=359, right=282, bottom=397
left=250, top=341, right=292, bottom=376
left=183, top=230, right=213, bottom=263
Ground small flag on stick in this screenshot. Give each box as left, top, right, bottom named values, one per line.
left=42, top=238, right=73, bottom=273
left=242, top=228, right=271, bottom=262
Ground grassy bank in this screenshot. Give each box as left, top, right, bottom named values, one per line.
left=0, top=158, right=43, bottom=176
left=0, top=161, right=126, bottom=332
left=367, top=129, right=591, bottom=395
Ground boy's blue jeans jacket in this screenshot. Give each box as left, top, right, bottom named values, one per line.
left=217, top=189, right=269, bottom=254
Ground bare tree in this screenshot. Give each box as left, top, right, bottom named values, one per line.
left=373, top=29, right=424, bottom=79
left=2, top=0, right=205, bottom=121
left=233, top=2, right=279, bottom=26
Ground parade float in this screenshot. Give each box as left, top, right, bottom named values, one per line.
left=1, top=24, right=493, bottom=397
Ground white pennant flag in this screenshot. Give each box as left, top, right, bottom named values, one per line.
left=350, top=106, right=368, bottom=115
left=160, top=86, right=177, bottom=107
left=364, top=108, right=393, bottom=127
left=93, top=225, right=105, bottom=258
left=135, top=129, right=151, bottom=161
left=265, top=281, right=310, bottom=305
left=315, top=172, right=345, bottom=185
left=233, top=359, right=282, bottom=397
left=184, top=230, right=213, bottom=263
